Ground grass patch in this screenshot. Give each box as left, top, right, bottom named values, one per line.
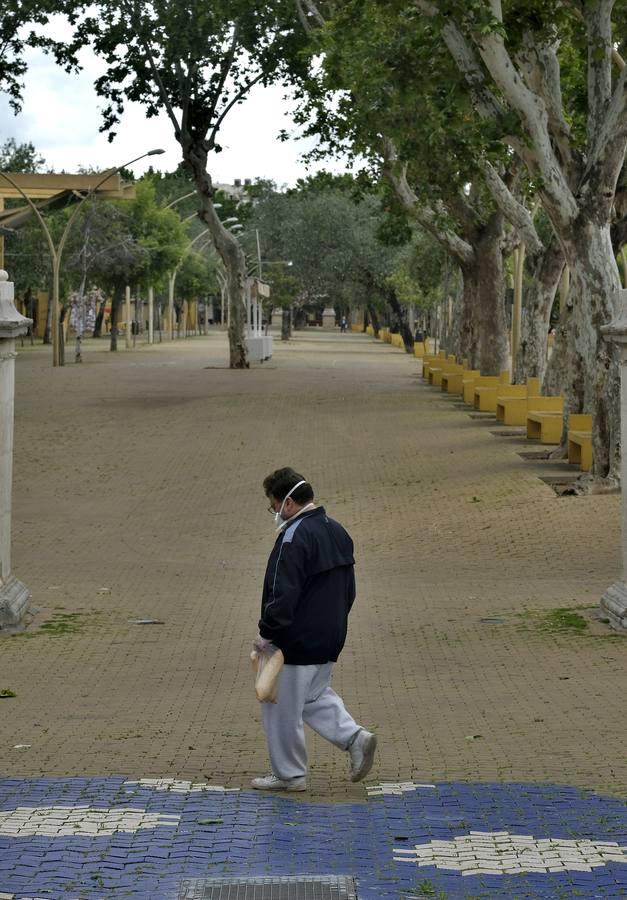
left=514, top=605, right=626, bottom=641
left=402, top=882, right=448, bottom=898
left=538, top=608, right=588, bottom=634
left=0, top=688, right=16, bottom=698
left=10, top=610, right=95, bottom=639
left=518, top=606, right=589, bottom=636
left=38, top=612, right=84, bottom=636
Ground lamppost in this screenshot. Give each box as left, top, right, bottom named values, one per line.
left=170, top=220, right=241, bottom=334
left=0, top=148, right=164, bottom=366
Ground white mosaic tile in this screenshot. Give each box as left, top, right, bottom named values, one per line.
left=366, top=782, right=436, bottom=795
left=0, top=806, right=179, bottom=837
left=123, top=778, right=239, bottom=794
left=392, top=831, right=627, bottom=876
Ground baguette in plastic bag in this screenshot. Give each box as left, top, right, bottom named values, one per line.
left=250, top=644, right=284, bottom=703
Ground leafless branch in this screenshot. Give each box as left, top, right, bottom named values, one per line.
left=295, top=0, right=311, bottom=33
left=208, top=71, right=267, bottom=149
left=302, top=0, right=326, bottom=26
left=205, top=27, right=240, bottom=138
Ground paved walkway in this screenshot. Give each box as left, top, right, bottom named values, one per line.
left=1, top=329, right=626, bottom=898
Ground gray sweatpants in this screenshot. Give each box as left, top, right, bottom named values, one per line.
left=260, top=662, right=361, bottom=780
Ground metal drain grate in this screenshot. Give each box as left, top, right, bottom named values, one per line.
left=178, top=875, right=358, bottom=899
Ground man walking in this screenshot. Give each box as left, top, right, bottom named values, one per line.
left=252, top=467, right=377, bottom=792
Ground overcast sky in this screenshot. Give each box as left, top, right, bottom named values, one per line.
left=0, top=42, right=350, bottom=188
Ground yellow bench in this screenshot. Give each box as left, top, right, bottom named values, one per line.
left=429, top=355, right=457, bottom=387
left=568, top=415, right=593, bottom=471
left=476, top=377, right=540, bottom=414
left=462, top=371, right=509, bottom=405
left=443, top=367, right=478, bottom=394
left=391, top=333, right=404, bottom=349
left=474, top=381, right=517, bottom=412
left=496, top=379, right=541, bottom=425
left=414, top=341, right=427, bottom=358
left=438, top=361, right=465, bottom=392
left=422, top=351, right=447, bottom=381
left=526, top=397, right=564, bottom=443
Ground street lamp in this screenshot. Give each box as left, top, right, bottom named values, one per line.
left=0, top=148, right=165, bottom=366
left=167, top=214, right=242, bottom=338
left=168, top=227, right=213, bottom=338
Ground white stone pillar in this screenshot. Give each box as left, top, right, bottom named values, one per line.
left=322, top=307, right=336, bottom=329
left=600, top=287, right=627, bottom=631
left=0, top=271, right=32, bottom=627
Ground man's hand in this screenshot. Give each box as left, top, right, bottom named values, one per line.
left=253, top=633, right=271, bottom=653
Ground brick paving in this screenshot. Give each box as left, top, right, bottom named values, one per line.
left=1, top=328, right=627, bottom=898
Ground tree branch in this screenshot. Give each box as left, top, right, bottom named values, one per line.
left=301, top=0, right=326, bottom=26
left=415, top=0, right=505, bottom=121
left=514, top=35, right=574, bottom=170
left=295, top=0, right=312, bottom=33
left=382, top=138, right=475, bottom=265
left=469, top=8, right=579, bottom=226
left=205, top=27, right=239, bottom=138
left=501, top=228, right=521, bottom=257
left=121, top=0, right=182, bottom=137
left=207, top=70, right=267, bottom=149
left=585, top=0, right=615, bottom=151
left=583, top=63, right=627, bottom=201
left=481, top=160, right=544, bottom=254
left=566, top=1, right=625, bottom=70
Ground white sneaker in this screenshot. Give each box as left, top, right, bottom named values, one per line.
left=349, top=729, right=377, bottom=782
left=251, top=774, right=307, bottom=792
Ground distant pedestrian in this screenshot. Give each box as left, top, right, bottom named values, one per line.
left=252, top=467, right=377, bottom=792
left=340, top=315, right=348, bottom=332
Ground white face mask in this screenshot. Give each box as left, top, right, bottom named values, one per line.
left=274, top=480, right=308, bottom=529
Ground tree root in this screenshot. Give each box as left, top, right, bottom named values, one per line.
left=573, top=473, right=620, bottom=495
left=548, top=444, right=568, bottom=460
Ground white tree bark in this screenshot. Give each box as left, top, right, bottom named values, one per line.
left=419, top=0, right=627, bottom=481
left=382, top=139, right=475, bottom=264
left=480, top=161, right=543, bottom=255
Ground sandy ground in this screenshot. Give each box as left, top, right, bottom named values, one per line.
left=1, top=329, right=625, bottom=801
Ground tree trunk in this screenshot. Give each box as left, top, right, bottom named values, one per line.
left=109, top=285, right=123, bottom=352
left=281, top=306, right=291, bottom=341
left=93, top=300, right=106, bottom=338
left=543, top=291, right=571, bottom=398
left=385, top=288, right=414, bottom=351
left=180, top=139, right=248, bottom=368
left=458, top=213, right=509, bottom=374
left=448, top=273, right=464, bottom=360
left=43, top=293, right=53, bottom=344
left=516, top=239, right=565, bottom=383
left=367, top=305, right=381, bottom=334
left=59, top=305, right=67, bottom=366
left=560, top=222, right=621, bottom=481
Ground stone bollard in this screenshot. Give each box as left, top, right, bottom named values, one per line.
left=600, top=287, right=627, bottom=631
left=0, top=270, right=32, bottom=628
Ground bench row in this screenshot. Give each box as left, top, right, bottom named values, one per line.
left=422, top=352, right=592, bottom=472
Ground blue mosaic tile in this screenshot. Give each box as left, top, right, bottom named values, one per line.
left=0, top=779, right=626, bottom=898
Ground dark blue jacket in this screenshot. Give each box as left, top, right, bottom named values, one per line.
left=259, top=506, right=356, bottom=665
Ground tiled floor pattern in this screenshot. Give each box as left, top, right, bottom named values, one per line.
left=0, top=777, right=626, bottom=898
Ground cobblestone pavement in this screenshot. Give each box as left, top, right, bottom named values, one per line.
left=1, top=329, right=626, bottom=898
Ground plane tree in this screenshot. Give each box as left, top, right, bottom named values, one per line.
left=74, top=0, right=306, bottom=368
